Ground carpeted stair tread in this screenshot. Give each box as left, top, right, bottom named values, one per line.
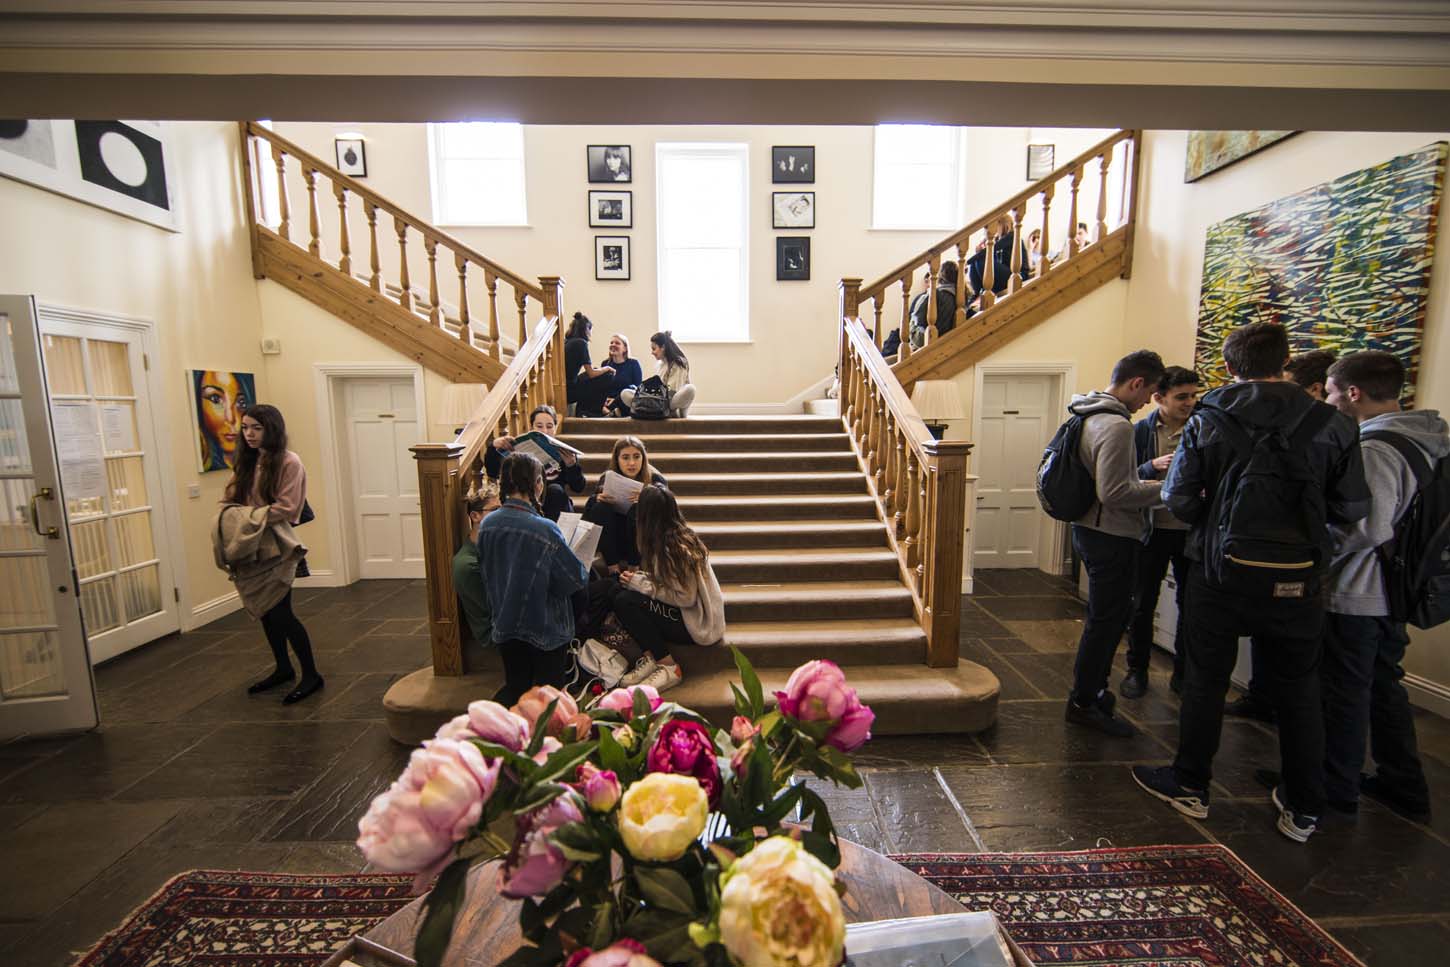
left=562, top=432, right=852, bottom=453
left=681, top=617, right=927, bottom=670
left=710, top=548, right=901, bottom=581
left=676, top=493, right=879, bottom=521
left=562, top=415, right=844, bottom=436
left=721, top=580, right=914, bottom=621
left=580, top=451, right=861, bottom=473
left=696, top=519, right=888, bottom=549
left=664, top=471, right=869, bottom=496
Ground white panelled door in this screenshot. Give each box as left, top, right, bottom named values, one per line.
left=345, top=378, right=424, bottom=579
left=973, top=374, right=1053, bottom=569
left=0, top=295, right=96, bottom=739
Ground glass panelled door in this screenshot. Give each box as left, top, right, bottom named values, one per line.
left=38, top=313, right=179, bottom=663
left=0, top=295, right=96, bottom=739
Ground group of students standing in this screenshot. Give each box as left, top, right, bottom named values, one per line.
left=1056, top=322, right=1442, bottom=843
left=452, top=407, right=725, bottom=705
left=563, top=312, right=696, bottom=419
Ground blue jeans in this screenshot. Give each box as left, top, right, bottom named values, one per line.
left=1071, top=525, right=1140, bottom=706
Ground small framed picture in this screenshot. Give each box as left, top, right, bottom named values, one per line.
left=595, top=235, right=630, bottom=280
left=772, top=146, right=815, bottom=183
left=772, top=191, right=815, bottom=229
left=335, top=138, right=367, bottom=177
left=1026, top=143, right=1054, bottom=180
left=587, top=145, right=632, bottom=183
left=588, top=190, right=633, bottom=228
left=776, top=236, right=811, bottom=281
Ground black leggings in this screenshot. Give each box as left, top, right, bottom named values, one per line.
left=612, top=588, right=695, bottom=661
left=583, top=498, right=639, bottom=567
left=260, top=590, right=318, bottom=678
left=495, top=639, right=573, bottom=707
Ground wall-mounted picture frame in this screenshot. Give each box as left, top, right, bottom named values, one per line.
left=1026, top=143, right=1055, bottom=180
left=595, top=235, right=630, bottom=280
left=189, top=369, right=257, bottom=472
left=776, top=236, right=811, bottom=281
left=334, top=138, right=367, bottom=177
left=588, top=190, right=633, bottom=228
left=772, top=191, right=815, bottom=229
left=587, top=145, right=632, bottom=183
left=772, top=145, right=815, bottom=183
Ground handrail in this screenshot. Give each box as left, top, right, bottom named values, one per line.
left=455, top=314, right=561, bottom=474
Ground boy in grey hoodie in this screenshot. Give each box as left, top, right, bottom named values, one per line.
left=1064, top=350, right=1165, bottom=738
left=1322, top=351, right=1444, bottom=820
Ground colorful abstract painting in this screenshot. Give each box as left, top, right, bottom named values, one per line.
left=1193, top=142, right=1448, bottom=404
left=1184, top=131, right=1296, bottom=183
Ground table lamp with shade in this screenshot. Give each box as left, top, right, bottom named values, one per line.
left=438, top=383, right=488, bottom=437
left=910, top=380, right=965, bottom=440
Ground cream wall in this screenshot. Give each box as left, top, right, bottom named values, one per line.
left=0, top=121, right=267, bottom=628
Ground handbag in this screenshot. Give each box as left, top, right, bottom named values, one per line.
left=571, top=637, right=630, bottom=689
left=297, top=499, right=315, bottom=525
left=629, top=376, right=671, bottom=420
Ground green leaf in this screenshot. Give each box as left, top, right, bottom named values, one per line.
left=632, top=686, right=653, bottom=719
left=798, top=786, right=837, bottom=838
left=800, top=828, right=841, bottom=870
left=412, top=858, right=470, bottom=967
left=597, top=724, right=628, bottom=776
left=754, top=710, right=782, bottom=739
left=519, top=897, right=546, bottom=944
left=634, top=866, right=698, bottom=915
left=817, top=744, right=864, bottom=789
left=627, top=909, right=697, bottom=961
left=530, top=739, right=597, bottom=786
left=729, top=682, right=749, bottom=719
left=513, top=780, right=569, bottom=814
left=759, top=783, right=804, bottom=827
left=589, top=900, right=615, bottom=949
left=731, top=647, right=764, bottom=718
left=524, top=698, right=561, bottom=756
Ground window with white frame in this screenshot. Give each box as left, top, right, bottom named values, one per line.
left=427, top=122, right=528, bottom=226
left=656, top=143, right=750, bottom=342
left=871, top=124, right=964, bottom=230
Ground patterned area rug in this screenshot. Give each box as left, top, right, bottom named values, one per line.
left=895, top=844, right=1365, bottom=967
left=76, top=846, right=1361, bottom=966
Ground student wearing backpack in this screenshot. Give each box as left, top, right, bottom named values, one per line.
left=1124, top=366, right=1200, bottom=699
left=1321, top=351, right=1445, bottom=821
left=1132, top=323, right=1369, bottom=844
left=906, top=261, right=961, bottom=350
left=1061, top=350, right=1166, bottom=737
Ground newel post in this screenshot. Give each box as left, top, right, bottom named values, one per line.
left=412, top=442, right=466, bottom=676
left=540, top=275, right=567, bottom=408
left=838, top=277, right=861, bottom=382
left=920, top=438, right=974, bottom=668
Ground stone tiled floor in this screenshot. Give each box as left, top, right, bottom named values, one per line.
left=3, top=573, right=1450, bottom=965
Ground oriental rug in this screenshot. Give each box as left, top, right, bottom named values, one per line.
left=75, top=846, right=1361, bottom=966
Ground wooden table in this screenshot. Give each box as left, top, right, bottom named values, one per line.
left=366, top=838, right=968, bottom=965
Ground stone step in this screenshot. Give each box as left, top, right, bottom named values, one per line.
left=710, top=548, right=901, bottom=583
left=698, top=520, right=888, bottom=550
left=682, top=617, right=927, bottom=671
left=563, top=415, right=843, bottom=437
left=677, top=494, right=880, bottom=522
left=665, top=471, right=868, bottom=496
left=580, top=451, right=860, bottom=475
left=722, top=580, right=914, bottom=621
left=562, top=432, right=851, bottom=454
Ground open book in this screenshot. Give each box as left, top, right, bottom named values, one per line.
left=555, top=512, right=602, bottom=567
left=510, top=431, right=583, bottom=474
left=600, top=469, right=645, bottom=510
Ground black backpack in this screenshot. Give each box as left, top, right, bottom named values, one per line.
left=629, top=375, right=671, bottom=420
left=1198, top=404, right=1335, bottom=599
left=1360, top=430, right=1450, bottom=629
left=1036, top=411, right=1122, bottom=522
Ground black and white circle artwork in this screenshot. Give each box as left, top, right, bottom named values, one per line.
left=74, top=120, right=171, bottom=211
left=0, top=119, right=58, bottom=168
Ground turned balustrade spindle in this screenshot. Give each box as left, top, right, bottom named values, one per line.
left=303, top=166, right=320, bottom=257
left=872, top=300, right=884, bottom=348
left=1067, top=168, right=1083, bottom=260
left=395, top=218, right=412, bottom=310
left=1008, top=206, right=1024, bottom=295
left=485, top=271, right=501, bottom=359
left=456, top=255, right=471, bottom=341
left=980, top=224, right=997, bottom=310
left=903, top=455, right=921, bottom=585
left=269, top=145, right=292, bottom=241
left=924, top=256, right=940, bottom=345
left=1096, top=148, right=1113, bottom=242
left=516, top=290, right=528, bottom=345
left=862, top=383, right=878, bottom=479
left=1037, top=183, right=1055, bottom=276
left=876, top=410, right=893, bottom=505
left=424, top=237, right=442, bottom=327
left=955, top=247, right=969, bottom=328
left=898, top=278, right=913, bottom=361
left=892, top=434, right=908, bottom=536
left=365, top=202, right=381, bottom=291
left=333, top=182, right=352, bottom=276
left=916, top=464, right=932, bottom=588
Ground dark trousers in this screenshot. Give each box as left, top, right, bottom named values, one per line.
left=573, top=374, right=614, bottom=416
left=1322, top=612, right=1429, bottom=807
left=542, top=483, right=574, bottom=523
left=612, top=588, right=695, bottom=661
left=1070, top=525, right=1140, bottom=706
left=260, top=590, right=318, bottom=678
left=1174, top=567, right=1326, bottom=815
left=583, top=498, right=639, bottom=567
left=494, top=639, right=573, bottom=707
left=1128, top=527, right=1189, bottom=677
left=1245, top=641, right=1271, bottom=705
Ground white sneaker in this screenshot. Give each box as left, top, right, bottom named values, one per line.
left=619, top=656, right=658, bottom=688
left=639, top=661, right=684, bottom=694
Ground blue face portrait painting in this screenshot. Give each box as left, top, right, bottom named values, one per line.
left=192, top=369, right=257, bottom=471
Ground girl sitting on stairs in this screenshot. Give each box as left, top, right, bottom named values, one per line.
left=621, top=331, right=696, bottom=418
left=613, top=486, right=725, bottom=694
left=484, top=403, right=586, bottom=521
left=582, top=435, right=668, bottom=572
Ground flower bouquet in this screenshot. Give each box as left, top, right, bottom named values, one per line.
left=357, top=650, right=874, bottom=967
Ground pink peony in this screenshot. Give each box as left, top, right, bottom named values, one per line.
left=498, top=793, right=585, bottom=898
left=465, top=699, right=532, bottom=751
left=730, top=715, right=759, bottom=745
left=774, top=660, right=875, bottom=752
left=646, top=718, right=722, bottom=806
left=598, top=684, right=662, bottom=716
left=575, top=762, right=622, bottom=813
left=533, top=735, right=563, bottom=766
left=563, top=939, right=662, bottom=967
left=513, top=686, right=590, bottom=741
left=357, top=738, right=500, bottom=885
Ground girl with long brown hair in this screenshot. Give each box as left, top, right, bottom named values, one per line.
left=582, top=435, right=668, bottom=572
left=221, top=404, right=323, bottom=704
left=613, top=486, right=725, bottom=693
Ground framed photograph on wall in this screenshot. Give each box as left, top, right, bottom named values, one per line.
left=772, top=191, right=815, bottom=229
left=587, top=145, right=632, bottom=183
left=772, top=146, right=815, bottom=183
left=595, top=236, right=630, bottom=280
left=334, top=138, right=367, bottom=177
left=776, top=236, right=811, bottom=281
left=588, top=190, right=633, bottom=228
left=1026, top=143, right=1055, bottom=180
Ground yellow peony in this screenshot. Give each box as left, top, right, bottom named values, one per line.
left=618, top=772, right=709, bottom=862
left=717, top=836, right=845, bottom=967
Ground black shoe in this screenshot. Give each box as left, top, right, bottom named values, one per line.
left=283, top=674, right=324, bottom=705
left=1169, top=672, right=1183, bottom=695
left=1361, top=774, right=1432, bottom=823
left=1096, top=689, right=1117, bottom=715
left=1272, top=785, right=1319, bottom=843
left=1131, top=764, right=1210, bottom=818
left=1120, top=670, right=1149, bottom=699
left=248, top=668, right=295, bottom=694
left=1224, top=696, right=1276, bottom=724
left=1065, top=698, right=1136, bottom=737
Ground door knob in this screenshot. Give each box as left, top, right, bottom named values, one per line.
left=28, top=487, right=59, bottom=539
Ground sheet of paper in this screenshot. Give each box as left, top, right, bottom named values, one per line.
left=601, top=469, right=644, bottom=510
left=511, top=436, right=561, bottom=474
left=50, top=401, right=107, bottom=504
left=555, top=511, right=601, bottom=566
left=100, top=403, right=136, bottom=453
